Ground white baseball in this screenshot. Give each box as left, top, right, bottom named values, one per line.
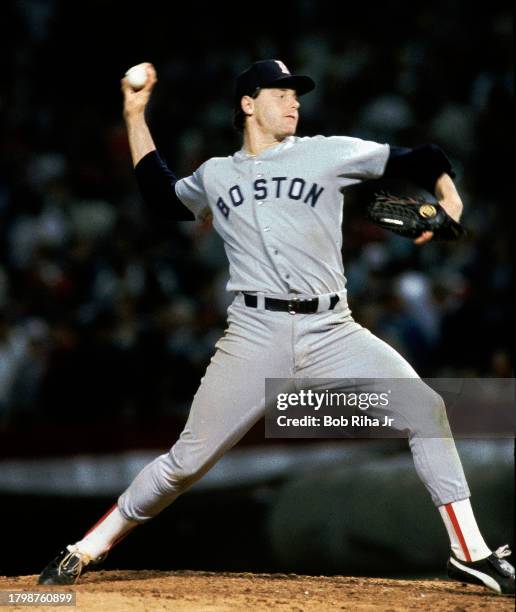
left=125, top=65, right=148, bottom=90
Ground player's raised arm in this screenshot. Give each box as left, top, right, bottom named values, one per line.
left=121, top=62, right=158, bottom=166
left=121, top=63, right=195, bottom=222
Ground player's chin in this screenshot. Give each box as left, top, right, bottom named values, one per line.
left=279, top=121, right=298, bottom=137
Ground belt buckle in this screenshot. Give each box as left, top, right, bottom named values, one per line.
left=288, top=297, right=299, bottom=315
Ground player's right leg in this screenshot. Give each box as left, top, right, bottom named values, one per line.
left=38, top=299, right=293, bottom=584
left=297, top=313, right=514, bottom=595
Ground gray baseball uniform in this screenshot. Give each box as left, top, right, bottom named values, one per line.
left=118, top=135, right=470, bottom=522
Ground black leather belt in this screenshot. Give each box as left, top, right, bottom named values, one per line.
left=244, top=293, right=340, bottom=315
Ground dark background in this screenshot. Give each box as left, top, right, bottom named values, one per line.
left=0, top=0, right=513, bottom=579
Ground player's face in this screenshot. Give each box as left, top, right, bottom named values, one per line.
left=252, top=88, right=300, bottom=138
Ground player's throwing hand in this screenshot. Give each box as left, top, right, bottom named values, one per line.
left=121, top=62, right=157, bottom=119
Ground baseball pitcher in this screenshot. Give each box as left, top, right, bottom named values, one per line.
left=38, top=60, right=514, bottom=595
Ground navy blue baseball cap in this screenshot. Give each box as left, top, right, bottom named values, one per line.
left=234, top=59, right=315, bottom=105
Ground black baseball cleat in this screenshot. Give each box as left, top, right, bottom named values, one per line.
left=38, top=546, right=105, bottom=585
left=447, top=545, right=515, bottom=595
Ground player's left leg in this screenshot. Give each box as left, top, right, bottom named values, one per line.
left=295, top=308, right=514, bottom=595
left=38, top=297, right=296, bottom=584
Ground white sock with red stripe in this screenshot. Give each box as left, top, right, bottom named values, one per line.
left=71, top=504, right=138, bottom=562
left=438, top=498, right=491, bottom=562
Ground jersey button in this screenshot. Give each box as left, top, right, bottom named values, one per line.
left=263, top=226, right=271, bottom=232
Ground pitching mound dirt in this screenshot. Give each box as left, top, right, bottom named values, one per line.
left=1, top=570, right=513, bottom=611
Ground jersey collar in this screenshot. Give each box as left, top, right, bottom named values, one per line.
left=234, top=136, right=296, bottom=162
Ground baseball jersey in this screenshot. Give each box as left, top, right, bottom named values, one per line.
left=175, top=135, right=390, bottom=295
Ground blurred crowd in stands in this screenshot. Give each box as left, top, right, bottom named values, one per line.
left=0, top=1, right=512, bottom=429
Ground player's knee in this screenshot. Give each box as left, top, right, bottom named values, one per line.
left=420, top=387, right=451, bottom=434
left=435, top=393, right=448, bottom=423
left=161, top=448, right=210, bottom=489
left=428, top=389, right=446, bottom=414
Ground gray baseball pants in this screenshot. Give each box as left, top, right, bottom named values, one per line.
left=118, top=292, right=470, bottom=522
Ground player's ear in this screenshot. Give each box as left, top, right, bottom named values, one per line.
left=241, top=95, right=254, bottom=117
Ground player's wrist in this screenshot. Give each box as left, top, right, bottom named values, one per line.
left=123, top=109, right=147, bottom=124
left=439, top=198, right=463, bottom=222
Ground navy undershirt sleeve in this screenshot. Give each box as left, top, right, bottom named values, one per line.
left=383, top=144, right=456, bottom=194
left=134, top=150, right=195, bottom=221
